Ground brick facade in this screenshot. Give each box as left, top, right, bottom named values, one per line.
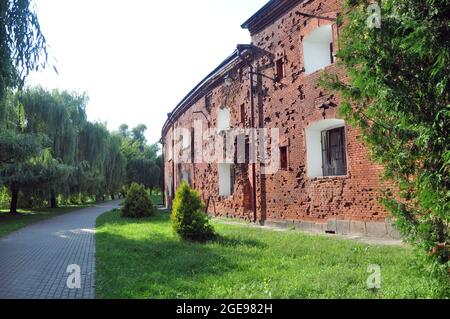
left=162, top=0, right=396, bottom=237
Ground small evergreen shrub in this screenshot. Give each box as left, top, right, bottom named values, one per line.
left=171, top=182, right=215, bottom=242
left=121, top=183, right=155, bottom=218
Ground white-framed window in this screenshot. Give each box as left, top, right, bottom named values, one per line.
left=303, top=24, right=334, bottom=74
left=182, top=170, right=189, bottom=184
left=182, top=132, right=190, bottom=149
left=306, top=119, right=347, bottom=178
left=217, top=107, right=230, bottom=132
left=218, top=163, right=235, bottom=196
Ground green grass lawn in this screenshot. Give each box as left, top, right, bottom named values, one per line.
left=0, top=205, right=90, bottom=238
left=96, top=209, right=448, bottom=299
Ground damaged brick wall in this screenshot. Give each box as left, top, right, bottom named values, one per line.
left=163, top=0, right=389, bottom=224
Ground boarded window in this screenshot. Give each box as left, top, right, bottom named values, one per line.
left=280, top=146, right=288, bottom=170
left=321, top=127, right=347, bottom=176
left=219, top=163, right=235, bottom=196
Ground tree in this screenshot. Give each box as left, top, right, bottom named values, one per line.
left=131, top=124, right=147, bottom=151
left=171, top=181, right=215, bottom=242
left=118, top=124, right=129, bottom=138
left=103, top=133, right=126, bottom=199
left=321, top=0, right=449, bottom=276
left=0, top=149, right=71, bottom=214
left=0, top=0, right=47, bottom=100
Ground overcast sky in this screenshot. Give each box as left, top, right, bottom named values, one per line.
left=28, top=0, right=268, bottom=144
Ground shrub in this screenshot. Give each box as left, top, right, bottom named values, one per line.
left=121, top=183, right=155, bottom=218
left=320, top=0, right=450, bottom=278
left=171, top=182, right=215, bottom=242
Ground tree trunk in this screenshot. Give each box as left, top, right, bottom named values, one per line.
left=10, top=187, right=19, bottom=214
left=50, top=190, right=57, bottom=209
left=111, top=194, right=115, bottom=200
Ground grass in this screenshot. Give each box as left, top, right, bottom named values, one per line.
left=96, top=209, right=448, bottom=299
left=0, top=205, right=90, bottom=238
left=150, top=192, right=163, bottom=206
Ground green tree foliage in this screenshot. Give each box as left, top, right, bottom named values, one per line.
left=321, top=0, right=449, bottom=275
left=0, top=149, right=72, bottom=213
left=171, top=182, right=215, bottom=242
left=119, top=124, right=162, bottom=193
left=103, top=133, right=127, bottom=199
left=121, top=182, right=155, bottom=218
left=0, top=0, right=47, bottom=100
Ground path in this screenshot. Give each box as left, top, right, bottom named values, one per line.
left=0, top=200, right=121, bottom=299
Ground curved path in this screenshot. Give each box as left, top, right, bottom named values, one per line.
left=0, top=200, right=121, bottom=299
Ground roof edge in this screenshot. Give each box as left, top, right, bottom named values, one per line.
left=241, top=0, right=305, bottom=34
left=161, top=50, right=241, bottom=139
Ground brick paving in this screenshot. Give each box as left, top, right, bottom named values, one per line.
left=0, top=201, right=121, bottom=299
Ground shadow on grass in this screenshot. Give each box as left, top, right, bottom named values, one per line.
left=96, top=210, right=268, bottom=298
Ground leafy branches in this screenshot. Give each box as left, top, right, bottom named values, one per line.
left=0, top=0, right=47, bottom=98
left=321, top=0, right=449, bottom=276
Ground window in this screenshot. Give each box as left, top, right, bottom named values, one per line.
left=217, top=107, right=230, bottom=132
left=190, top=127, right=195, bottom=162
left=303, top=24, right=334, bottom=74
left=240, top=104, right=246, bottom=125
left=182, top=171, right=189, bottom=184
left=219, top=163, right=235, bottom=196
left=280, top=146, right=288, bottom=170
left=275, top=58, right=284, bottom=82
left=182, top=132, right=189, bottom=149
left=205, top=93, right=212, bottom=110
left=306, top=119, right=347, bottom=178
left=321, top=127, right=347, bottom=177
left=168, top=176, right=173, bottom=197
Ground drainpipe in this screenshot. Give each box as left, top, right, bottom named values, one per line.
left=238, top=46, right=258, bottom=223
left=159, top=138, right=166, bottom=207
left=248, top=64, right=258, bottom=223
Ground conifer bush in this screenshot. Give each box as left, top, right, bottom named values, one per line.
left=121, top=183, right=155, bottom=218
left=171, top=182, right=215, bottom=242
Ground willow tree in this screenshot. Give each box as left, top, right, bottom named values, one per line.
left=0, top=0, right=47, bottom=99
left=0, top=149, right=71, bottom=213
left=0, top=91, right=48, bottom=212
left=18, top=87, right=81, bottom=207
left=322, top=0, right=449, bottom=276
left=76, top=121, right=109, bottom=200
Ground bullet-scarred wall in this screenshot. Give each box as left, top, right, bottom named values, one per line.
left=162, top=0, right=396, bottom=237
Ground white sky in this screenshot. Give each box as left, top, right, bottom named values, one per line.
left=28, top=0, right=268, bottom=144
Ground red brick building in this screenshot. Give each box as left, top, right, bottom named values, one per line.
left=161, top=0, right=400, bottom=239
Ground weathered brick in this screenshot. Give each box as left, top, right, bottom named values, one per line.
left=162, top=0, right=391, bottom=232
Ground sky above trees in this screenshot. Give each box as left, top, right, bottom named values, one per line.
left=27, top=0, right=268, bottom=143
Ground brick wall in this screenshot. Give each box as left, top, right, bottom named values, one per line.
left=162, top=0, right=389, bottom=225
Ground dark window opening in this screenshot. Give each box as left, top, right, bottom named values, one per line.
left=330, top=42, right=334, bottom=64
left=205, top=93, right=212, bottom=110
left=280, top=146, right=288, bottom=170
left=240, top=104, right=246, bottom=125
left=321, top=127, right=347, bottom=177
left=230, top=164, right=235, bottom=196
left=275, top=58, right=284, bottom=82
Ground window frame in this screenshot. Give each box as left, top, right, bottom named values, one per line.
left=305, top=119, right=348, bottom=178
left=321, top=127, right=347, bottom=177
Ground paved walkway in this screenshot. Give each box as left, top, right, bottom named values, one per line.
left=0, top=200, right=121, bottom=299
